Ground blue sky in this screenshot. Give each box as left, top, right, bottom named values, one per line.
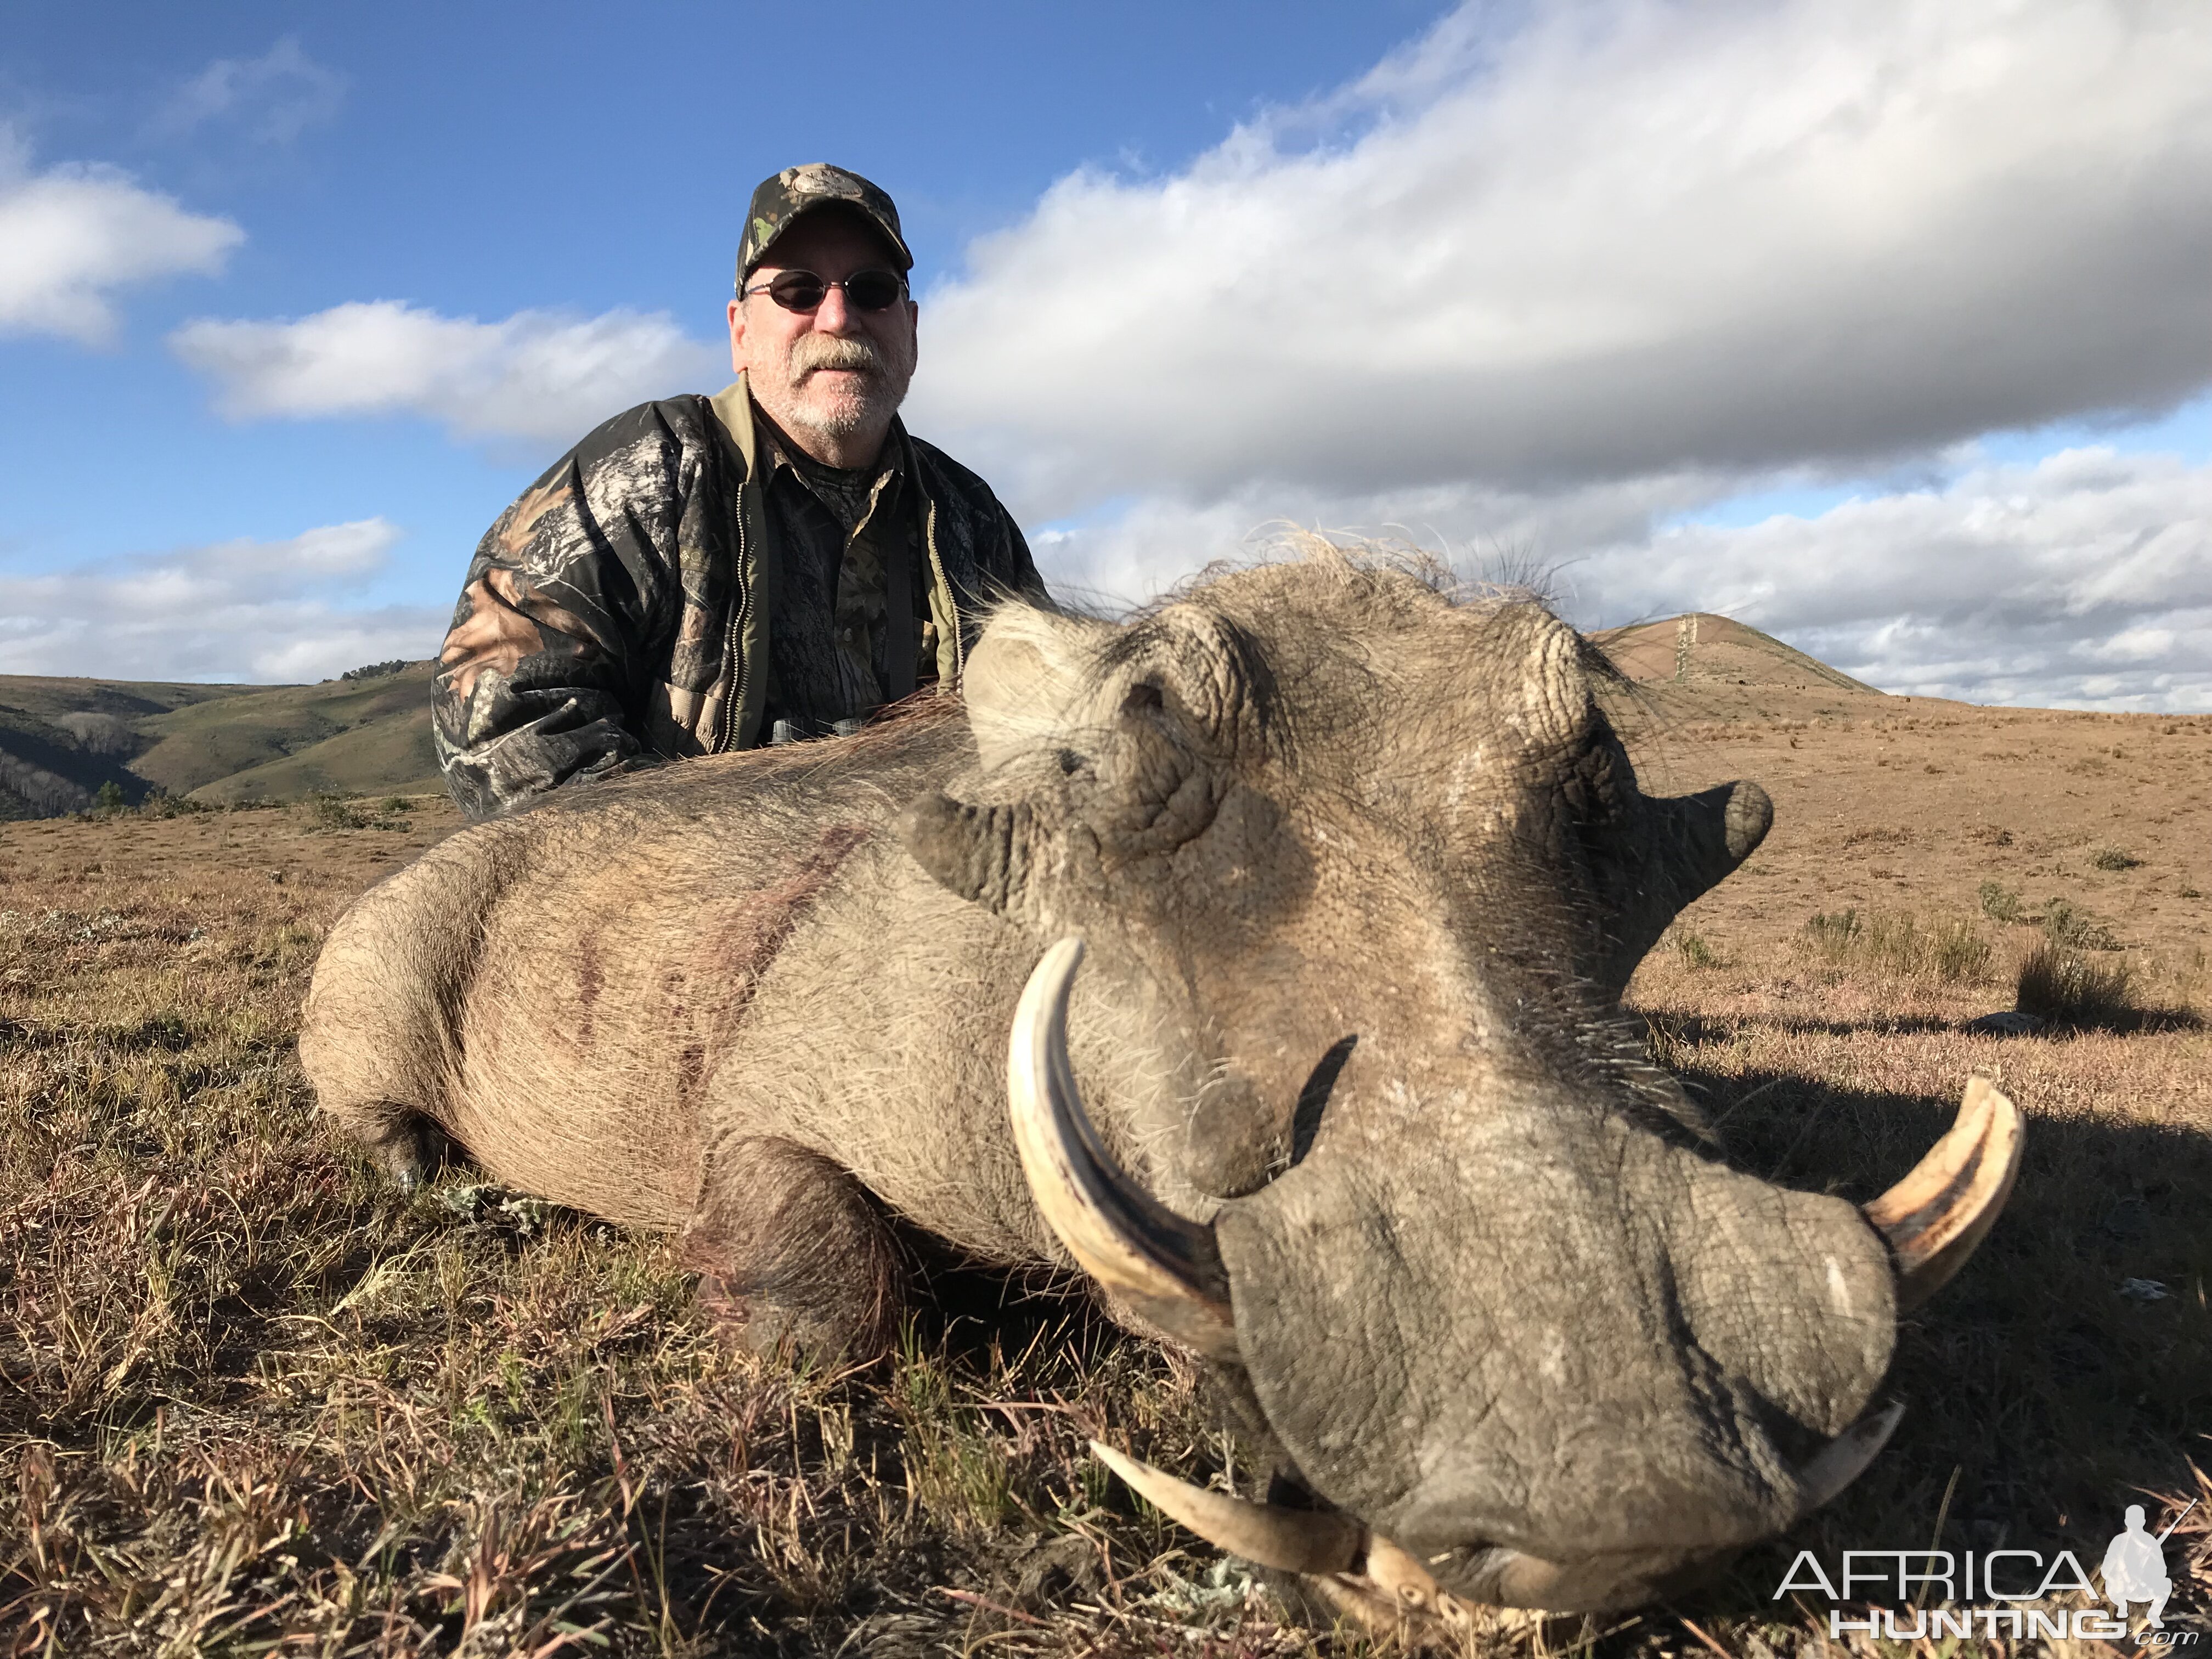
left=0, top=1, right=1440, bottom=589
left=4, top=0, right=2211, bottom=708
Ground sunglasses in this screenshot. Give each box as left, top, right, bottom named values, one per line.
left=740, top=268, right=908, bottom=313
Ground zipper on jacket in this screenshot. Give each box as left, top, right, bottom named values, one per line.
left=924, top=499, right=962, bottom=685
left=711, top=501, right=752, bottom=754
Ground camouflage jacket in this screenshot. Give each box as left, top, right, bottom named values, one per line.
left=433, top=378, right=1041, bottom=819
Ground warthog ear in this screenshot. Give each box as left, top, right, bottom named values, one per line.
left=1511, top=610, right=1594, bottom=754
left=1662, top=777, right=1773, bottom=888
left=902, top=606, right=1120, bottom=918
left=1599, top=779, right=1772, bottom=992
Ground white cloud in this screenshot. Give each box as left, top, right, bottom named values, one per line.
left=1598, top=446, right=2212, bottom=710
left=911, top=0, right=2212, bottom=516
left=964, top=0, right=2212, bottom=713
left=0, top=126, right=243, bottom=344
left=1028, top=469, right=1724, bottom=607
left=171, top=300, right=725, bottom=444
left=176, top=1, right=2212, bottom=487
left=1031, top=445, right=2212, bottom=712
left=155, top=38, right=346, bottom=145
left=0, top=520, right=446, bottom=682
left=142, top=0, right=2212, bottom=708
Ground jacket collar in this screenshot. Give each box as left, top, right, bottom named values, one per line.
left=708, top=376, right=763, bottom=475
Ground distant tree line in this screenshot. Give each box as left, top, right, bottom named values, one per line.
left=338, top=660, right=412, bottom=682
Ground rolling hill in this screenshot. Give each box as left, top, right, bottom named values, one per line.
left=0, top=661, right=443, bottom=819
left=0, top=611, right=1895, bottom=820
left=1589, top=611, right=1891, bottom=723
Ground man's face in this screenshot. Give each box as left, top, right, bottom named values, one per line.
left=727, top=210, right=918, bottom=461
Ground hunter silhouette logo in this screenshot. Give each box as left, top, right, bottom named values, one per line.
left=2105, top=1501, right=2192, bottom=1630
left=1778, top=1496, right=2200, bottom=1643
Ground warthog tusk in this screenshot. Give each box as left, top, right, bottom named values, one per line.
left=1792, top=1399, right=1906, bottom=1514
left=1863, top=1077, right=2023, bottom=1312
left=1089, top=1440, right=1364, bottom=1574
left=1095, top=1407, right=1909, bottom=1619
left=1008, top=939, right=1239, bottom=1359
left=1092, top=1441, right=1524, bottom=1621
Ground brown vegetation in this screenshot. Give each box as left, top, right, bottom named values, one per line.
left=3, top=659, right=2210, bottom=1653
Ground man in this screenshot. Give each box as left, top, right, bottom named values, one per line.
left=2101, top=1504, right=2171, bottom=1628
left=433, top=163, right=1042, bottom=819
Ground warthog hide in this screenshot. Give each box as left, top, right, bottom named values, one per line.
left=302, top=553, right=2019, bottom=1628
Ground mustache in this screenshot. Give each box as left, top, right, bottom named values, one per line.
left=791, top=334, right=887, bottom=377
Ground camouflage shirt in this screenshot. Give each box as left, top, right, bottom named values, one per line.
left=433, top=377, right=1041, bottom=819
left=757, top=421, right=917, bottom=738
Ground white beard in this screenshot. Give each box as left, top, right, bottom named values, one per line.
left=757, top=330, right=914, bottom=446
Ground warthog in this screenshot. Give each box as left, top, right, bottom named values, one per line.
left=301, top=552, right=2018, bottom=1632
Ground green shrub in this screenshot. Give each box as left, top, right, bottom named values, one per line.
left=1920, top=917, right=1994, bottom=981
left=135, top=789, right=215, bottom=820
left=1866, top=912, right=1990, bottom=981
left=1802, top=909, right=1862, bottom=960
left=1799, top=908, right=1991, bottom=981
left=92, top=780, right=126, bottom=813
left=303, top=792, right=411, bottom=833
left=2016, top=940, right=2137, bottom=1030
left=338, top=658, right=409, bottom=681
left=1978, top=880, right=2022, bottom=924
left=2013, top=941, right=2200, bottom=1032
left=2042, top=898, right=2120, bottom=951
left=2091, top=847, right=2143, bottom=872
left=1673, top=930, right=1720, bottom=970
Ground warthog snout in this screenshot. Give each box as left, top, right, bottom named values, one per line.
left=1009, top=939, right=2021, bottom=1620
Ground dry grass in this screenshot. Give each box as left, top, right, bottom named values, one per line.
left=5, top=720, right=2211, bottom=1655
left=1797, top=907, right=1994, bottom=981
left=2013, top=939, right=2200, bottom=1034
left=0, top=799, right=1319, bottom=1657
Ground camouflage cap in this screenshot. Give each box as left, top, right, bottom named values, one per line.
left=737, top=163, right=913, bottom=284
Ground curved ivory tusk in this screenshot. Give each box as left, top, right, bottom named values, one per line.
left=1090, top=1440, right=1364, bottom=1575
left=1094, top=1441, right=1567, bottom=1619
left=1793, top=1399, right=1906, bottom=1514
left=1008, top=939, right=1239, bottom=1359
left=1863, top=1077, right=2023, bottom=1312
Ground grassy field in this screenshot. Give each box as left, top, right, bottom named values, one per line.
left=3, top=688, right=2209, bottom=1654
